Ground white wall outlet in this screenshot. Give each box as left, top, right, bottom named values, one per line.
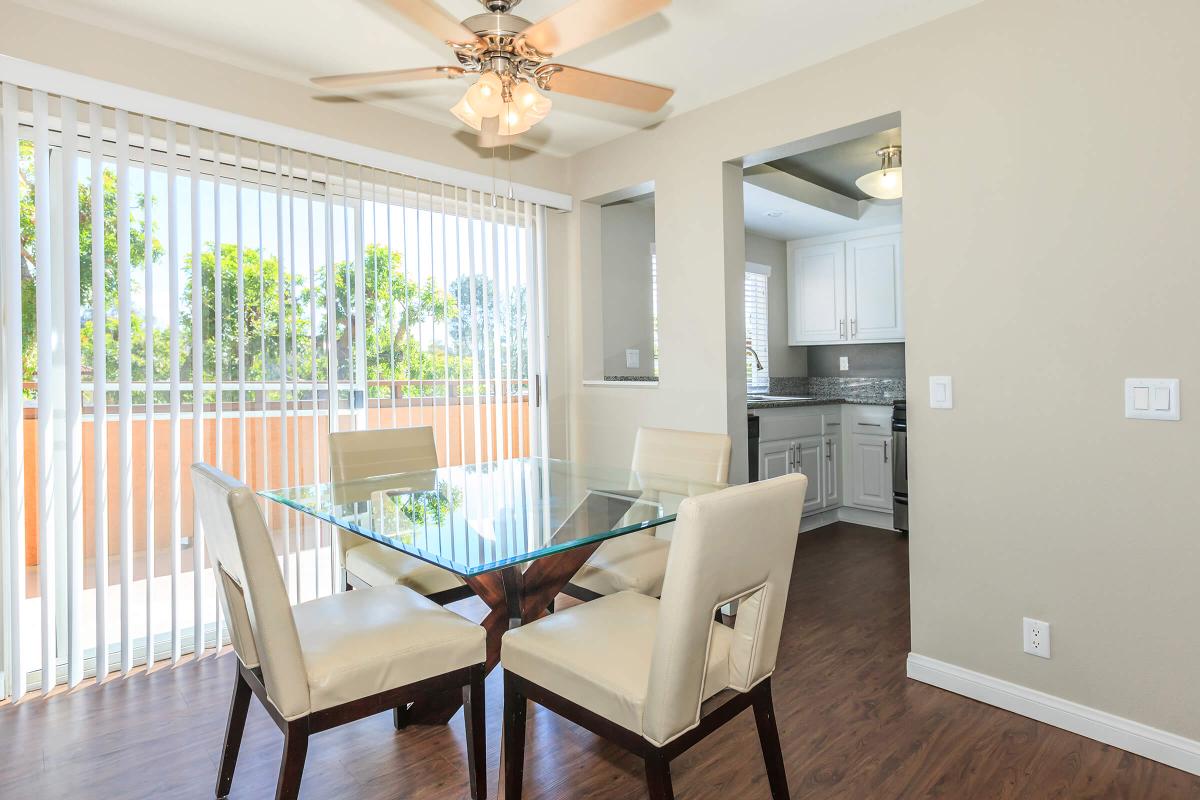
left=839, top=356, right=850, bottom=371
left=1125, top=378, right=1179, bottom=420
left=1023, top=617, right=1051, bottom=659
left=625, top=349, right=640, bottom=369
left=929, top=376, right=954, bottom=409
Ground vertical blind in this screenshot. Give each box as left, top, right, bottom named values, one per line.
left=745, top=266, right=770, bottom=391
left=0, top=82, right=549, bottom=699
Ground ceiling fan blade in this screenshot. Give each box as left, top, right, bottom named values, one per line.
left=520, top=0, right=669, bottom=58
left=541, top=65, right=673, bottom=112
left=312, top=66, right=465, bottom=89
left=384, top=0, right=481, bottom=46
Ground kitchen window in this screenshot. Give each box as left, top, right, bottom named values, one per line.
left=745, top=265, right=770, bottom=391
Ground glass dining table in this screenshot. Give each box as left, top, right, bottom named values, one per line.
left=261, top=456, right=725, bottom=724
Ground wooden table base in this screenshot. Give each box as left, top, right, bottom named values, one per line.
left=406, top=542, right=601, bottom=726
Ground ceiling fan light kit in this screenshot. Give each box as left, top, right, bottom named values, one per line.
left=313, top=0, right=674, bottom=142
left=855, top=144, right=904, bottom=200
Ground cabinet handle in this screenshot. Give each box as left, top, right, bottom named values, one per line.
left=884, top=440, right=889, bottom=463
left=850, top=318, right=857, bottom=338
left=839, top=318, right=846, bottom=339
left=825, top=439, right=832, bottom=460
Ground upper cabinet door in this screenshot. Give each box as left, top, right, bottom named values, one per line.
left=788, top=242, right=846, bottom=345
left=846, top=233, right=904, bottom=341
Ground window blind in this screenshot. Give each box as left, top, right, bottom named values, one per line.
left=745, top=267, right=770, bottom=391
left=0, top=81, right=549, bottom=698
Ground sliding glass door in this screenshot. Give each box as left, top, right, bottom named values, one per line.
left=0, top=82, right=550, bottom=698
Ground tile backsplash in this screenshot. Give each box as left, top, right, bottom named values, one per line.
left=768, top=376, right=905, bottom=404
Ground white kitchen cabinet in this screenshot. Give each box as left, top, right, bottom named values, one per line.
left=787, top=227, right=903, bottom=346
left=847, top=233, right=904, bottom=341
left=823, top=433, right=842, bottom=508
left=787, top=242, right=845, bottom=344
left=756, top=427, right=841, bottom=516
left=759, top=438, right=794, bottom=481
left=849, top=432, right=893, bottom=511
left=796, top=436, right=825, bottom=515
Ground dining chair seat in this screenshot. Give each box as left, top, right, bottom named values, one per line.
left=293, top=583, right=485, bottom=713
left=502, top=590, right=732, bottom=735
left=568, top=534, right=671, bottom=598
left=343, top=542, right=466, bottom=598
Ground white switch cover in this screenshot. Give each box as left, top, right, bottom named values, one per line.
left=625, top=349, right=640, bottom=369
left=1125, top=378, right=1179, bottom=420
left=839, top=356, right=850, bottom=371
left=929, top=376, right=953, bottom=409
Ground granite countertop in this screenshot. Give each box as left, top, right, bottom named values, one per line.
left=747, top=395, right=901, bottom=409
left=747, top=376, right=905, bottom=410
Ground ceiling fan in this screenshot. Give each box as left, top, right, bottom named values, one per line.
left=311, top=0, right=674, bottom=140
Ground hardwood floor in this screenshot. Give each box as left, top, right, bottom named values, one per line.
left=2, top=522, right=1197, bottom=799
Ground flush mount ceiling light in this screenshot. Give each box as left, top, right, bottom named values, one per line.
left=312, top=0, right=675, bottom=143
left=855, top=145, right=903, bottom=200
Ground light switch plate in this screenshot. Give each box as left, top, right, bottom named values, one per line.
left=929, top=376, right=953, bottom=409
left=625, top=349, right=640, bottom=369
left=1125, top=378, right=1179, bottom=420
left=839, top=356, right=849, bottom=371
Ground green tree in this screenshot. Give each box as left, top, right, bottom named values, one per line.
left=18, top=141, right=159, bottom=386
left=447, top=275, right=528, bottom=380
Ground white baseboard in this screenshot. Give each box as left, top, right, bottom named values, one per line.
left=907, top=653, right=1200, bottom=776
left=837, top=506, right=895, bottom=530
left=801, top=506, right=896, bottom=533
left=800, top=508, right=839, bottom=532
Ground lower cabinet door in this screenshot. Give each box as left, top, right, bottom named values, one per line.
left=759, top=439, right=794, bottom=481
left=823, top=434, right=842, bottom=508
left=850, top=433, right=893, bottom=510
left=796, top=436, right=825, bottom=515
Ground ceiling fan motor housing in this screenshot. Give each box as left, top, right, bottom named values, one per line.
left=481, top=0, right=521, bottom=12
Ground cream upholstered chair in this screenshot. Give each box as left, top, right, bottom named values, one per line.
left=329, top=426, right=472, bottom=605
left=191, top=463, right=487, bottom=800
left=565, top=427, right=732, bottom=600
left=501, top=473, right=807, bottom=800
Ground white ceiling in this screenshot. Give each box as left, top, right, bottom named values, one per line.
left=23, top=0, right=979, bottom=157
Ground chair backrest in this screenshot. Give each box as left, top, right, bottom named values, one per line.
left=631, top=427, right=732, bottom=485
left=641, top=473, right=807, bottom=746
left=328, top=426, right=440, bottom=557
left=190, top=463, right=310, bottom=720
left=626, top=427, right=732, bottom=534
left=329, top=425, right=440, bottom=482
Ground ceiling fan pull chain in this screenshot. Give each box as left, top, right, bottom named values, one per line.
left=507, top=144, right=515, bottom=201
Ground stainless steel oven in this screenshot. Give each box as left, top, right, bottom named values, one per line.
left=892, top=401, right=908, bottom=533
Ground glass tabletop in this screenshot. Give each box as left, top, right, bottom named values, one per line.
left=260, top=457, right=726, bottom=576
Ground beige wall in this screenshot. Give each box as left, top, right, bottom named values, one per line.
left=0, top=0, right=568, bottom=193
left=561, top=0, right=1200, bottom=742
left=600, top=203, right=656, bottom=378
left=746, top=232, right=807, bottom=379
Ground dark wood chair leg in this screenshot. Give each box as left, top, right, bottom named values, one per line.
left=216, top=667, right=253, bottom=798
left=644, top=752, right=675, bottom=800
left=463, top=665, right=486, bottom=800
left=393, top=703, right=410, bottom=730
left=503, top=672, right=528, bottom=800
left=275, top=722, right=309, bottom=800
left=751, top=679, right=790, bottom=800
